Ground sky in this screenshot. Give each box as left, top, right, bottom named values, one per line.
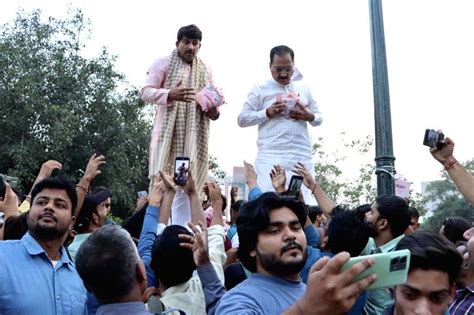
left=2, top=0, right=474, bottom=194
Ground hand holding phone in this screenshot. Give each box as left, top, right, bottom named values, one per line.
left=174, top=157, right=190, bottom=186
left=137, top=190, right=148, bottom=199
left=423, top=129, right=444, bottom=150
left=342, top=249, right=411, bottom=290
left=287, top=175, right=304, bottom=198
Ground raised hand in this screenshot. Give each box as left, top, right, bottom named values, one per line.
left=37, top=160, right=62, bottom=180
left=159, top=164, right=176, bottom=193
left=292, top=162, right=317, bottom=191
left=243, top=160, right=258, bottom=189
left=430, top=137, right=455, bottom=165
left=0, top=182, right=20, bottom=219
left=179, top=221, right=210, bottom=266
left=270, top=164, right=286, bottom=193
left=183, top=170, right=197, bottom=196
left=148, top=176, right=165, bottom=207
left=83, top=153, right=106, bottom=182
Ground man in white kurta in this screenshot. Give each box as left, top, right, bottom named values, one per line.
left=238, top=45, right=322, bottom=204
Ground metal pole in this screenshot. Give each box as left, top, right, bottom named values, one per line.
left=369, top=0, right=395, bottom=196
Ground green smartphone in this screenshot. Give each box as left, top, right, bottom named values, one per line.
left=341, top=249, right=411, bottom=290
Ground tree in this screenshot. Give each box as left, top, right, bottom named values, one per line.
left=0, top=9, right=151, bottom=218
left=421, top=159, right=474, bottom=231
left=208, top=154, right=227, bottom=181
left=313, top=133, right=377, bottom=208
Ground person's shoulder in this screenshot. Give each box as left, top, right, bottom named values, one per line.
left=216, top=279, right=263, bottom=313
left=148, top=55, right=171, bottom=71
left=0, top=239, right=23, bottom=251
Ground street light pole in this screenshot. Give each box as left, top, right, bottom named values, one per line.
left=369, top=0, right=395, bottom=196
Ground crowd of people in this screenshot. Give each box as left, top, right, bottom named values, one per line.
left=0, top=23, right=473, bottom=315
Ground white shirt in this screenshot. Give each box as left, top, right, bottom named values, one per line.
left=237, top=77, right=322, bottom=203
left=238, top=78, right=322, bottom=164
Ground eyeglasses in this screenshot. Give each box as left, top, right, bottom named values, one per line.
left=271, top=66, right=294, bottom=73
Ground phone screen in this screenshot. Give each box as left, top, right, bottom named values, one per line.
left=287, top=176, right=303, bottom=198
left=175, top=157, right=190, bottom=186
left=137, top=191, right=148, bottom=199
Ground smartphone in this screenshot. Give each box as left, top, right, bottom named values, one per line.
left=423, top=129, right=444, bottom=150
left=137, top=190, right=148, bottom=199
left=342, top=249, right=411, bottom=290
left=287, top=175, right=304, bottom=198
left=0, top=174, right=18, bottom=199
left=174, top=157, right=190, bottom=186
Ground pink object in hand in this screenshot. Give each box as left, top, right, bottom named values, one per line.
left=195, top=84, right=225, bottom=112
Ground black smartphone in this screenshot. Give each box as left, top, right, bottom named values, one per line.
left=287, top=175, right=304, bottom=198
left=174, top=157, right=190, bottom=186
left=423, top=129, right=444, bottom=150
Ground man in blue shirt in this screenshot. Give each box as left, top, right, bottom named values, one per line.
left=0, top=176, right=87, bottom=315
left=216, top=192, right=377, bottom=314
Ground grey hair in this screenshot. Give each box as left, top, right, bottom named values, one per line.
left=75, top=225, right=141, bottom=303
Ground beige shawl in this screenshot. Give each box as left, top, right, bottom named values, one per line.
left=151, top=50, right=210, bottom=193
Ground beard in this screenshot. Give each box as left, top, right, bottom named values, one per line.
left=366, top=221, right=379, bottom=238
left=29, top=219, right=69, bottom=240
left=256, top=242, right=308, bottom=278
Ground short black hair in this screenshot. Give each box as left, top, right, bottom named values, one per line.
left=75, top=225, right=140, bottom=303
left=408, top=207, right=420, bottom=220
left=375, top=195, right=410, bottom=238
left=31, top=176, right=77, bottom=214
left=308, top=205, right=323, bottom=224
left=74, top=186, right=112, bottom=233
left=396, top=230, right=463, bottom=284
left=177, top=24, right=202, bottom=42
left=151, top=225, right=196, bottom=288
left=442, top=216, right=472, bottom=245
left=3, top=212, right=28, bottom=240
left=326, top=206, right=371, bottom=257
left=270, top=45, right=294, bottom=64
left=237, top=192, right=307, bottom=272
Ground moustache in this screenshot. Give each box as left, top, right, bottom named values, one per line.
left=281, top=241, right=303, bottom=254
left=39, top=212, right=57, bottom=222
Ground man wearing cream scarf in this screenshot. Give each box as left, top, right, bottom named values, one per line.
left=141, top=24, right=219, bottom=225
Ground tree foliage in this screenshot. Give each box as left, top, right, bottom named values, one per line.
left=313, top=133, right=377, bottom=208
left=0, top=9, right=151, bottom=218
left=208, top=154, right=227, bottom=181
left=421, top=159, right=474, bottom=231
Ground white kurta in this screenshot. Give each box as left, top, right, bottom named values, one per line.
left=238, top=77, right=323, bottom=204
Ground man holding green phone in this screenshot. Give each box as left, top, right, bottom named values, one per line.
left=363, top=195, right=411, bottom=315
left=386, top=231, right=462, bottom=315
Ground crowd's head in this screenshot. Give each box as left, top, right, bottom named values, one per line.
left=75, top=225, right=147, bottom=303
left=28, top=176, right=77, bottom=241
left=151, top=225, right=196, bottom=289
left=365, top=195, right=410, bottom=239
left=439, top=216, right=472, bottom=246
left=325, top=206, right=371, bottom=257
left=237, top=192, right=307, bottom=277
left=408, top=206, right=421, bottom=231
left=393, top=231, right=462, bottom=314
left=74, top=186, right=112, bottom=234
